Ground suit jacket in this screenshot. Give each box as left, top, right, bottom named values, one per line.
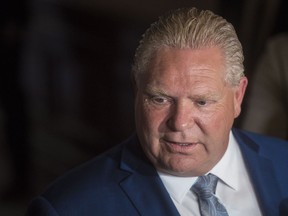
left=26, top=128, right=288, bottom=216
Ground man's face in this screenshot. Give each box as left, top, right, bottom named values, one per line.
left=134, top=47, right=247, bottom=177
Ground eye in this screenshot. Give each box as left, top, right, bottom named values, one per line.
left=151, top=96, right=170, bottom=105
left=196, top=100, right=207, bottom=106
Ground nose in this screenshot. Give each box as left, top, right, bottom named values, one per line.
left=167, top=101, right=194, bottom=131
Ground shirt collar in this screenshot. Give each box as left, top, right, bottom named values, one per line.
left=158, top=171, right=197, bottom=203
left=158, top=131, right=242, bottom=203
left=209, top=131, right=242, bottom=191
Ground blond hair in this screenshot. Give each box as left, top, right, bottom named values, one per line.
left=132, top=7, right=244, bottom=86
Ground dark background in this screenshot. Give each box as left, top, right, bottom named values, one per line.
left=0, top=0, right=287, bottom=215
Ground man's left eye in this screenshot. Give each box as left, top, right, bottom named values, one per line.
left=196, top=100, right=207, bottom=106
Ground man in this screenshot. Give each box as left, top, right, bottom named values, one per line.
left=26, top=7, right=288, bottom=216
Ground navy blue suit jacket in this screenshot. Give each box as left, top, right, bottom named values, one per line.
left=26, top=128, right=288, bottom=216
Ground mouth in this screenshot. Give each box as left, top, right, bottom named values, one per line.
left=161, top=138, right=199, bottom=151
left=169, top=142, right=195, bottom=146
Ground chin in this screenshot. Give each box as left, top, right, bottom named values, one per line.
left=157, top=163, right=198, bottom=177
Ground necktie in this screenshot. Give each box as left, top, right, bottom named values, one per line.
left=192, top=174, right=229, bottom=216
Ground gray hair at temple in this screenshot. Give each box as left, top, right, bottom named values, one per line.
left=132, top=7, right=245, bottom=86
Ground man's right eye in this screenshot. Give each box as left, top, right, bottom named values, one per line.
left=148, top=95, right=173, bottom=106
left=151, top=96, right=168, bottom=104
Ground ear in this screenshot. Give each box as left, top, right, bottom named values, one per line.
left=233, top=76, right=248, bottom=118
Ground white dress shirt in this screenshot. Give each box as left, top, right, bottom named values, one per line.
left=158, top=131, right=262, bottom=216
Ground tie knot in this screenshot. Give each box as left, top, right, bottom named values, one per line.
left=192, top=173, right=218, bottom=199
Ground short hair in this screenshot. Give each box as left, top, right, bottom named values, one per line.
left=132, top=7, right=244, bottom=86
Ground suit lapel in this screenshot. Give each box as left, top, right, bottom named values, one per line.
left=119, top=135, right=180, bottom=216
left=233, top=129, right=282, bottom=216
left=119, top=171, right=180, bottom=216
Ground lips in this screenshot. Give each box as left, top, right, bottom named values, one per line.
left=175, top=143, right=194, bottom=146
left=168, top=141, right=194, bottom=146
left=162, top=137, right=194, bottom=144
left=161, top=138, right=199, bottom=148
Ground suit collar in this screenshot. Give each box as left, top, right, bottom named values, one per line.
left=232, top=128, right=282, bottom=216
left=119, top=135, right=180, bottom=216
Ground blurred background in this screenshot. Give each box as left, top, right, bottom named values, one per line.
left=0, top=0, right=287, bottom=215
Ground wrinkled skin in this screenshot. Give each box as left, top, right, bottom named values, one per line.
left=135, top=47, right=248, bottom=177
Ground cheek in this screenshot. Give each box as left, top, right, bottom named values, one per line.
left=136, top=100, right=164, bottom=135
left=143, top=106, right=168, bottom=134
left=200, top=103, right=235, bottom=133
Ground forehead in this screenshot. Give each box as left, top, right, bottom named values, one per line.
left=140, top=47, right=226, bottom=87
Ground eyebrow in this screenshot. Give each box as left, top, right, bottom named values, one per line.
left=144, top=85, right=222, bottom=101
left=144, top=85, right=167, bottom=94
left=144, top=89, right=170, bottom=99
left=191, top=93, right=221, bottom=101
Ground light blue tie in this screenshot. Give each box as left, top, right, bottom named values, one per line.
left=192, top=174, right=229, bottom=216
